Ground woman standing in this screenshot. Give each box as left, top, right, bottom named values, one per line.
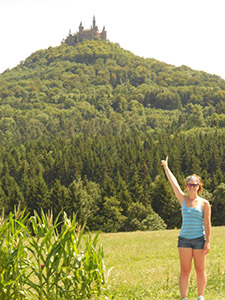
left=161, top=156, right=211, bottom=300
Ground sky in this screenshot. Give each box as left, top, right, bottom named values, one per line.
left=1, top=0, right=225, bottom=79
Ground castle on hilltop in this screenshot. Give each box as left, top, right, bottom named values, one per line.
left=64, top=16, right=107, bottom=46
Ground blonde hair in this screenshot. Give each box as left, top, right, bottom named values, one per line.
left=185, top=174, right=203, bottom=194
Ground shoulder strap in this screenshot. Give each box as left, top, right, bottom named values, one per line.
left=182, top=197, right=187, bottom=208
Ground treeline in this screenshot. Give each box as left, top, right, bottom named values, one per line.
left=0, top=130, right=225, bottom=231
left=0, top=40, right=225, bottom=231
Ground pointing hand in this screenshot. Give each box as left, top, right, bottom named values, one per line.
left=161, top=156, right=168, bottom=168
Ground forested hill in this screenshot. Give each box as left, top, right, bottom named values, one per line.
left=1, top=40, right=225, bottom=144
left=0, top=40, right=225, bottom=231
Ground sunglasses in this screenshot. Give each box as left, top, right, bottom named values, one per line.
left=186, top=183, right=199, bottom=188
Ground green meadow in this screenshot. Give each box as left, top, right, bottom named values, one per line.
left=100, top=227, right=225, bottom=300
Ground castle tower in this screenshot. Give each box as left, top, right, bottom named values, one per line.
left=79, top=22, right=84, bottom=33
left=92, top=16, right=96, bottom=28
left=101, top=26, right=107, bottom=40
left=92, top=15, right=98, bottom=37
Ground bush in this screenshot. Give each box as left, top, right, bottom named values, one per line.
left=140, top=212, right=167, bottom=231
left=125, top=202, right=167, bottom=231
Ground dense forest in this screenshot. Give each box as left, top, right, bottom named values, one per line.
left=0, top=40, right=225, bottom=231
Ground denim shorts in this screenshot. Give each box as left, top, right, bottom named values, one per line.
left=178, top=236, right=205, bottom=249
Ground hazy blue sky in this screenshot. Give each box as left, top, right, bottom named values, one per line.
left=1, top=0, right=225, bottom=79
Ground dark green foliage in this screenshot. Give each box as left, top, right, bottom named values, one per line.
left=150, top=176, right=181, bottom=229
left=140, top=211, right=167, bottom=231
left=211, top=183, right=225, bottom=225
left=0, top=40, right=225, bottom=230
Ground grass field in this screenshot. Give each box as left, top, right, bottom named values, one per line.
left=99, top=227, right=225, bottom=300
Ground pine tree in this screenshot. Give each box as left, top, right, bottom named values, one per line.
left=150, top=176, right=181, bottom=228
left=50, top=179, right=69, bottom=217
left=1, top=174, right=24, bottom=214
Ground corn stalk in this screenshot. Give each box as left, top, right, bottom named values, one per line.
left=0, top=208, right=111, bottom=299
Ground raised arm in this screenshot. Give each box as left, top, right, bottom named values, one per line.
left=161, top=156, right=186, bottom=206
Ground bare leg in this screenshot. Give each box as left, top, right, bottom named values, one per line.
left=193, top=249, right=206, bottom=297
left=179, top=248, right=193, bottom=298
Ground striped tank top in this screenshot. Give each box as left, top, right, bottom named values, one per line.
left=179, top=198, right=205, bottom=239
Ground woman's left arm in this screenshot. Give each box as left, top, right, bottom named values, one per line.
left=203, top=200, right=211, bottom=255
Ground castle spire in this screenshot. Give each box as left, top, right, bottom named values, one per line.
left=93, top=15, right=96, bottom=28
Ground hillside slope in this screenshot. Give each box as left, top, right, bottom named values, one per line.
left=1, top=40, right=225, bottom=144
left=0, top=40, right=225, bottom=230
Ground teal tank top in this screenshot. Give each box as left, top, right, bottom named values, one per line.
left=179, top=198, right=205, bottom=239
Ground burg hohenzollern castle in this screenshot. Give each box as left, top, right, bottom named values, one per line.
left=63, top=16, right=107, bottom=46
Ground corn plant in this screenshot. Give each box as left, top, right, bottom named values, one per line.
left=0, top=209, right=111, bottom=300
left=56, top=214, right=111, bottom=299
left=0, top=209, right=29, bottom=300
left=24, top=210, right=63, bottom=300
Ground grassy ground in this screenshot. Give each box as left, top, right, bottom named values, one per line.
left=99, top=227, right=225, bottom=300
